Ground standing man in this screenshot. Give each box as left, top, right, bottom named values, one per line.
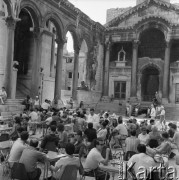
left=86, top=108, right=99, bottom=130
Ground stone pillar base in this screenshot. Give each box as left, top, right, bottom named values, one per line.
left=162, top=98, right=169, bottom=104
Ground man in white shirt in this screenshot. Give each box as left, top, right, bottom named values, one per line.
left=97, top=121, right=107, bottom=141
left=41, top=99, right=50, bottom=110
left=86, top=108, right=99, bottom=130
left=29, top=109, right=38, bottom=121
left=128, top=144, right=157, bottom=179
left=8, top=131, right=29, bottom=166
left=84, top=139, right=110, bottom=180
left=150, top=104, right=156, bottom=119
left=138, top=126, right=150, bottom=145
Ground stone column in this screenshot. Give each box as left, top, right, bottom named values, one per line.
left=3, top=17, right=16, bottom=98
left=103, top=41, right=111, bottom=96
left=54, top=38, right=65, bottom=100
left=72, top=46, right=80, bottom=101
left=11, top=68, right=18, bottom=99
left=131, top=40, right=139, bottom=97
left=162, top=41, right=171, bottom=103
left=50, top=34, right=56, bottom=77
left=31, top=28, right=42, bottom=98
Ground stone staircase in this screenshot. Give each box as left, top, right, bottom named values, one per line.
left=0, top=99, right=25, bottom=119
left=95, top=101, right=126, bottom=115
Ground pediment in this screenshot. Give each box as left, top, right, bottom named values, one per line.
left=105, top=0, right=179, bottom=29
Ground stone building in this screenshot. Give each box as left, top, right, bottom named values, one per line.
left=1, top=0, right=179, bottom=117
left=0, top=0, right=104, bottom=110
left=104, top=0, right=179, bottom=107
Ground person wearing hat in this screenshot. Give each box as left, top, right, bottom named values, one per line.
left=34, top=96, right=40, bottom=110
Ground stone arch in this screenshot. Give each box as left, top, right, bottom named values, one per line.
left=134, top=16, right=171, bottom=40
left=140, top=63, right=162, bottom=75
left=64, top=24, right=81, bottom=50
left=3, top=0, right=12, bottom=16
left=20, top=0, right=42, bottom=28
left=43, top=12, right=65, bottom=40
left=81, top=32, right=93, bottom=52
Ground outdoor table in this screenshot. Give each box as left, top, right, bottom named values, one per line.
left=0, top=127, right=12, bottom=133
left=0, top=140, right=12, bottom=150
left=99, top=160, right=128, bottom=180
left=43, top=151, right=66, bottom=179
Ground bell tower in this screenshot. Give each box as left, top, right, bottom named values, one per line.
left=136, top=0, right=170, bottom=5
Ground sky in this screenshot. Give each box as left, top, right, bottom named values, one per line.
left=66, top=0, right=179, bottom=52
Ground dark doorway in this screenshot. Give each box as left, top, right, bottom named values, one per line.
left=14, top=9, right=34, bottom=98
left=141, top=66, right=159, bottom=101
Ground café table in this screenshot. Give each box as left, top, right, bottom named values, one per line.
left=99, top=160, right=128, bottom=180
left=0, top=127, right=12, bottom=133
left=43, top=151, right=67, bottom=179
left=0, top=140, right=12, bottom=150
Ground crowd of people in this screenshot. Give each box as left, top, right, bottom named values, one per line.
left=0, top=97, right=177, bottom=180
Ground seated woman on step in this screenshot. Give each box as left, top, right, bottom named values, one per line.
left=0, top=87, right=7, bottom=104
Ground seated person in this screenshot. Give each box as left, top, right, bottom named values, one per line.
left=112, top=116, right=128, bottom=146
left=40, top=125, right=59, bottom=152
left=8, top=131, right=29, bottom=166
left=19, top=139, right=47, bottom=180
left=57, top=124, right=68, bottom=148
left=50, top=143, right=81, bottom=180
left=84, top=122, right=97, bottom=143
left=138, top=126, right=150, bottom=145
left=169, top=123, right=179, bottom=151
left=168, top=123, right=175, bottom=138
left=74, top=130, right=86, bottom=158
left=147, top=132, right=171, bottom=166
left=125, top=130, right=140, bottom=153
left=147, top=119, right=155, bottom=133
left=127, top=144, right=157, bottom=179
left=84, top=139, right=110, bottom=180
left=97, top=121, right=108, bottom=141
left=0, top=87, right=7, bottom=104
left=148, top=126, right=161, bottom=145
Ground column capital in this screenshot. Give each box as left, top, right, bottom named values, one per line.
left=32, top=27, right=44, bottom=39
left=132, top=40, right=140, bottom=48
left=5, top=16, right=17, bottom=30
left=55, top=38, right=67, bottom=47
left=74, top=44, right=80, bottom=54
left=165, top=40, right=172, bottom=48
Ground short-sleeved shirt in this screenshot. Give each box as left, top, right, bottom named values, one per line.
left=125, top=136, right=140, bottom=153
left=19, top=146, right=46, bottom=172
left=84, top=148, right=104, bottom=171
left=8, top=138, right=27, bottom=163
left=53, top=156, right=80, bottom=179
left=138, top=133, right=150, bottom=145
left=115, top=124, right=128, bottom=136
left=97, top=128, right=107, bottom=140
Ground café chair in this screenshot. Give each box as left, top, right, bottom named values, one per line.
left=11, top=162, right=29, bottom=180
left=56, top=164, right=79, bottom=180
left=124, top=151, right=136, bottom=161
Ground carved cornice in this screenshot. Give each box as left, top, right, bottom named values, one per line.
left=105, top=0, right=179, bottom=28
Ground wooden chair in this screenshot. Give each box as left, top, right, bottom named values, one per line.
left=11, top=162, right=29, bottom=180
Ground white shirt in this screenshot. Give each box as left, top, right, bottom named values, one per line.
left=29, top=111, right=38, bottom=121
left=41, top=102, right=50, bottom=110
left=97, top=128, right=107, bottom=140
left=8, top=138, right=27, bottom=163
left=127, top=153, right=157, bottom=177
left=138, top=133, right=150, bottom=145
left=84, top=148, right=104, bottom=171
left=150, top=107, right=156, bottom=118
left=87, top=114, right=99, bottom=130
left=115, top=124, right=128, bottom=136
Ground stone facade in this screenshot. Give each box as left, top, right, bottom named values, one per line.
left=0, top=0, right=104, bottom=104
left=105, top=0, right=179, bottom=105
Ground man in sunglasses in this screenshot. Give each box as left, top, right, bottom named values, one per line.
left=84, top=139, right=110, bottom=180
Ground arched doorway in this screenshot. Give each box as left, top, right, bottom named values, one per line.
left=141, top=66, right=159, bottom=101
left=14, top=8, right=36, bottom=98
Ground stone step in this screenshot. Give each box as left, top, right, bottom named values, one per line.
left=0, top=105, right=25, bottom=112
left=95, top=101, right=126, bottom=114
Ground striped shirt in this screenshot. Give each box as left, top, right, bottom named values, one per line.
left=125, top=136, right=140, bottom=153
